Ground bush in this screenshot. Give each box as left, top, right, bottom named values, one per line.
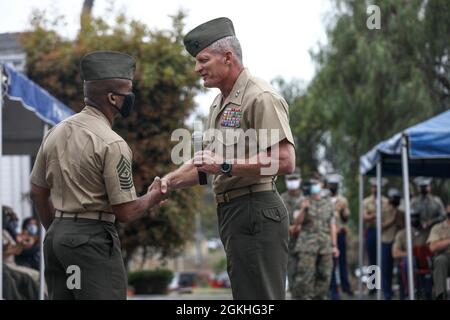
left=128, top=269, right=174, bottom=295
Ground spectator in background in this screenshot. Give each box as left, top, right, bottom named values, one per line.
left=327, top=174, right=353, bottom=299
left=291, top=179, right=339, bottom=299
left=411, top=177, right=446, bottom=238
left=3, top=206, right=19, bottom=240
left=363, top=178, right=389, bottom=295
left=427, top=204, right=450, bottom=300
left=2, top=229, right=39, bottom=299
left=392, top=207, right=429, bottom=299
left=280, top=167, right=304, bottom=293
left=15, top=217, right=41, bottom=271
left=381, top=188, right=401, bottom=299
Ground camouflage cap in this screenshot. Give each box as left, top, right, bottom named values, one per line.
left=183, top=17, right=235, bottom=57
left=80, top=51, right=136, bottom=81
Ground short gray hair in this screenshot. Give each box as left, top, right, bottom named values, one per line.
left=208, top=36, right=243, bottom=65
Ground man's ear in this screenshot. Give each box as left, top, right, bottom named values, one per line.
left=224, top=51, right=233, bottom=65
left=107, top=92, right=116, bottom=106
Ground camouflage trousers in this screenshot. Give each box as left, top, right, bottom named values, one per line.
left=287, top=237, right=298, bottom=292
left=291, top=252, right=333, bottom=300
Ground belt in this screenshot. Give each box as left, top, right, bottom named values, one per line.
left=55, top=210, right=116, bottom=223
left=215, top=183, right=275, bottom=204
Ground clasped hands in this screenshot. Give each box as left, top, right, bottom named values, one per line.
left=145, top=176, right=169, bottom=216
left=145, top=150, right=223, bottom=215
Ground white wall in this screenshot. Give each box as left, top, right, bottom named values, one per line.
left=1, top=155, right=32, bottom=223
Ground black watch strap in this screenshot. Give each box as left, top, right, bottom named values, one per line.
left=220, top=162, right=232, bottom=177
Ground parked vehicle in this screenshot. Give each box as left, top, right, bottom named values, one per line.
left=168, top=271, right=198, bottom=293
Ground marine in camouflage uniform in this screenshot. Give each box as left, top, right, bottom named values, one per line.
left=280, top=168, right=303, bottom=292
left=291, top=180, right=337, bottom=300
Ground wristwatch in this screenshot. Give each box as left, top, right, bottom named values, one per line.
left=220, top=161, right=233, bottom=177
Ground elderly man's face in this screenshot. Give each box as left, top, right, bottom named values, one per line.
left=194, top=48, right=229, bottom=88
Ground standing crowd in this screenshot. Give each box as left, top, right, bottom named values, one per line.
left=282, top=171, right=450, bottom=300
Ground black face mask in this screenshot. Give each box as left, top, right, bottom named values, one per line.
left=411, top=219, right=421, bottom=229
left=420, top=186, right=428, bottom=196
left=112, top=92, right=135, bottom=118
left=390, top=197, right=401, bottom=207
left=447, top=212, right=450, bottom=220
left=329, top=186, right=338, bottom=195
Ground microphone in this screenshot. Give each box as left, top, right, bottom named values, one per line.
left=193, top=122, right=207, bottom=185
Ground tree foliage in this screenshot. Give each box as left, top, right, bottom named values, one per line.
left=21, top=9, right=204, bottom=266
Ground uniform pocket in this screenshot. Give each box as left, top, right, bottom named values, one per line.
left=59, top=234, right=90, bottom=248
left=262, top=206, right=287, bottom=222
left=251, top=205, right=288, bottom=235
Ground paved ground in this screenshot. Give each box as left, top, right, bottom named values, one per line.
left=129, top=288, right=379, bottom=300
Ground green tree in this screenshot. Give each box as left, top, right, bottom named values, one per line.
left=22, top=9, right=204, bottom=267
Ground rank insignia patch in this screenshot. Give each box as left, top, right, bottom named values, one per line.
left=220, top=107, right=242, bottom=128
left=117, top=155, right=133, bottom=190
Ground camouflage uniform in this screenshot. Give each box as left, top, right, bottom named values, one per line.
left=292, top=196, right=335, bottom=299
left=281, top=190, right=304, bottom=292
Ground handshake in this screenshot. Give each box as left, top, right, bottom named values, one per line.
left=139, top=149, right=224, bottom=220
left=145, top=176, right=171, bottom=215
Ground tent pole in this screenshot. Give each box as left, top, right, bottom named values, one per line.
left=376, top=161, right=382, bottom=300
left=358, top=174, right=364, bottom=299
left=39, top=124, right=49, bottom=300
left=0, top=64, right=4, bottom=300
left=401, top=134, right=415, bottom=300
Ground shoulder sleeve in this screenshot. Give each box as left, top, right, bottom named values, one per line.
left=435, top=196, right=446, bottom=215
left=341, top=197, right=350, bottom=217
left=30, top=134, right=51, bottom=188
left=363, top=198, right=370, bottom=211
left=393, top=231, right=403, bottom=251
left=103, top=140, right=137, bottom=205
left=250, top=92, right=295, bottom=150
left=294, top=196, right=304, bottom=208
left=327, top=200, right=336, bottom=224
left=427, top=224, right=441, bottom=244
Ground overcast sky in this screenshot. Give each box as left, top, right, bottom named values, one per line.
left=0, top=0, right=333, bottom=116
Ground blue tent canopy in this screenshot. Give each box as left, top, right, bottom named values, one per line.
left=3, top=63, right=74, bottom=126
left=360, top=109, right=450, bottom=177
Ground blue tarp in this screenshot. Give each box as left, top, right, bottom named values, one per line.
left=360, top=109, right=450, bottom=177
left=3, top=63, right=74, bottom=126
